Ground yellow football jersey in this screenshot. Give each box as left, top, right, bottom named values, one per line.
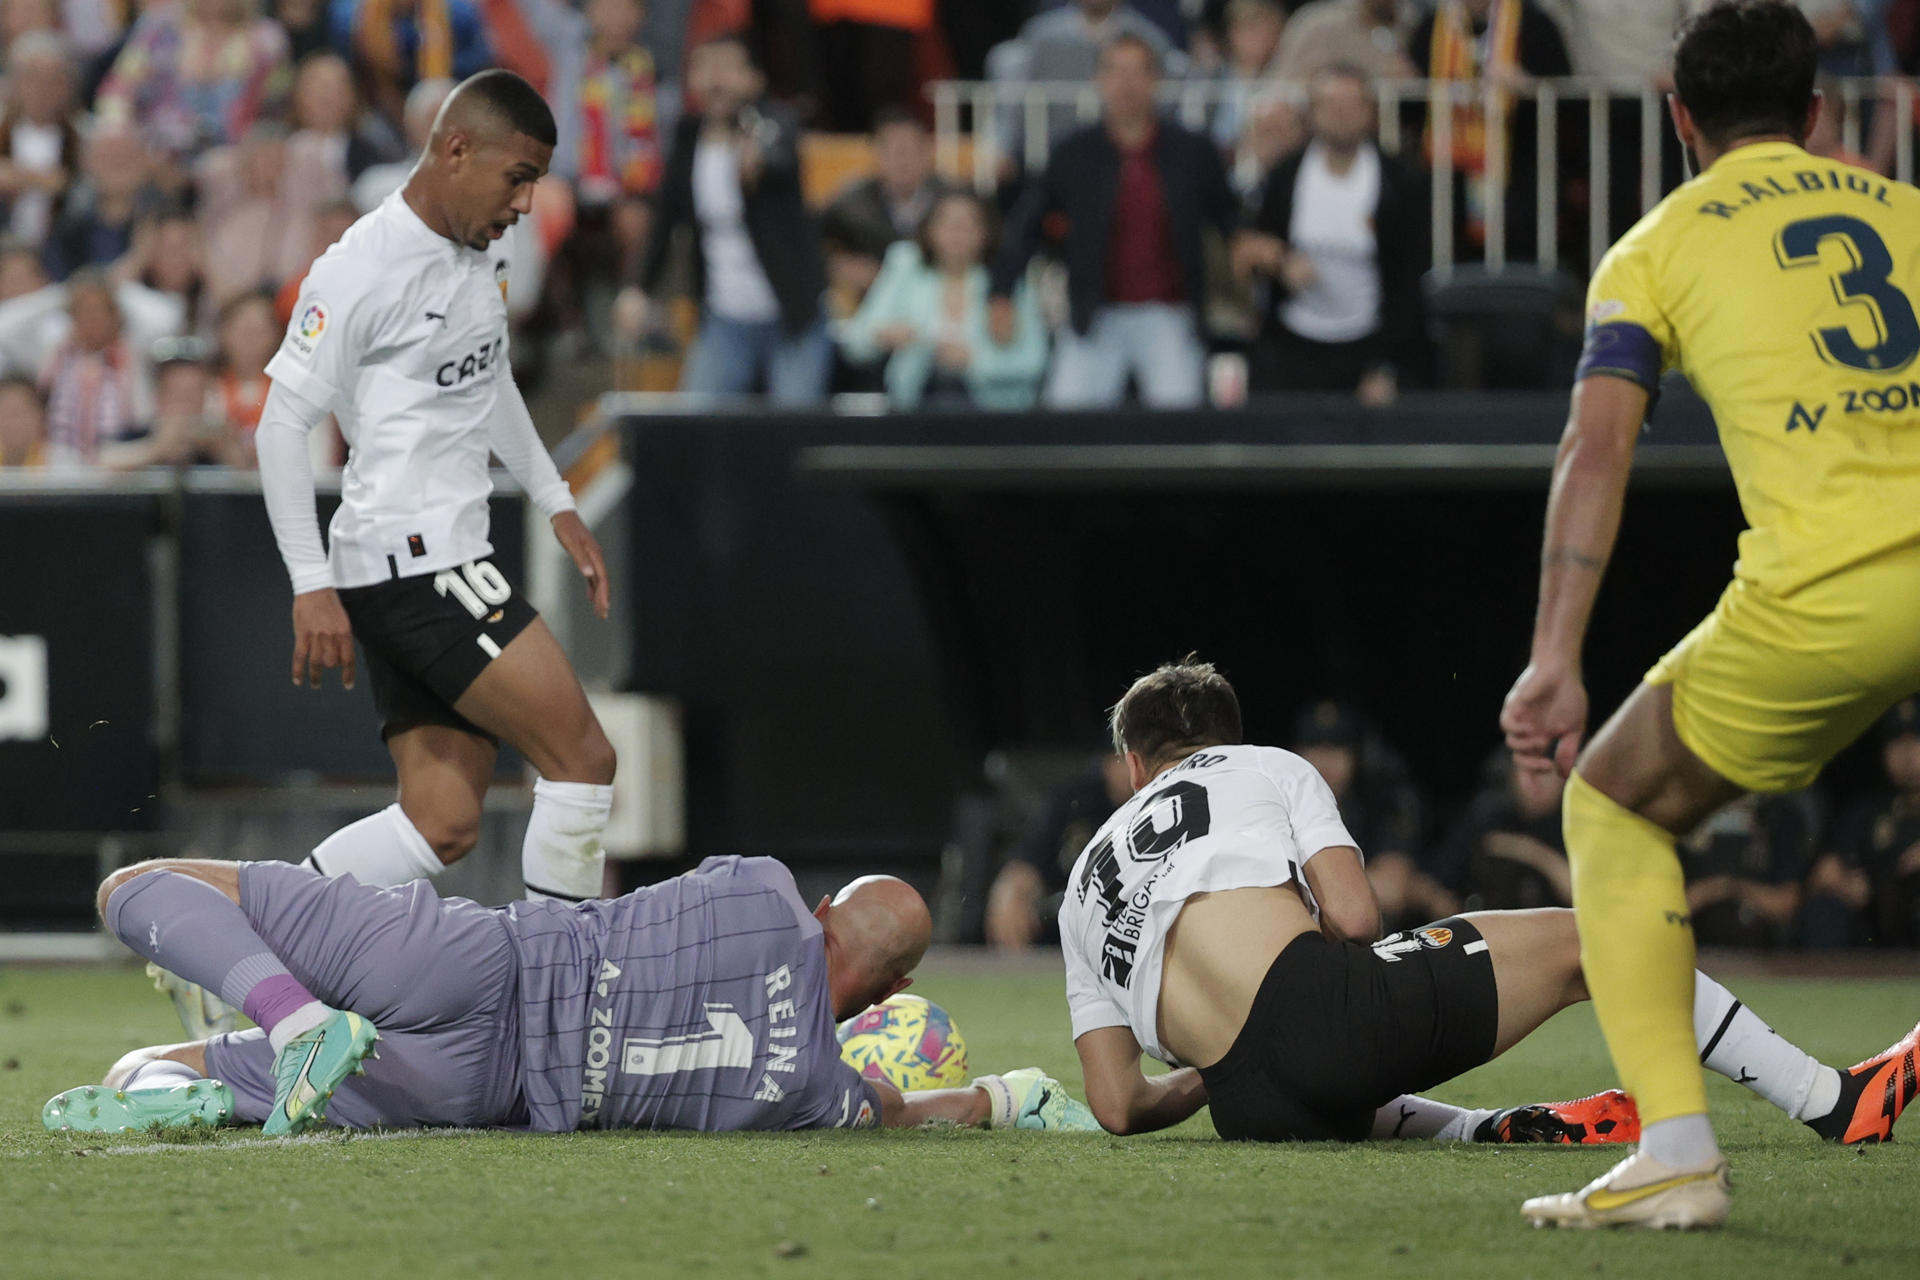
left=1581, top=140, right=1920, bottom=594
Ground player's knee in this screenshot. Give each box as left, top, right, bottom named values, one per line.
left=415, top=809, right=482, bottom=864
left=573, top=722, right=617, bottom=786
left=96, top=859, right=175, bottom=920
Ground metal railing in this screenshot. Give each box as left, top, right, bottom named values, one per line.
left=930, top=76, right=1918, bottom=277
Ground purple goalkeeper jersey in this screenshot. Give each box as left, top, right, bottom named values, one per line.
left=504, top=855, right=882, bottom=1133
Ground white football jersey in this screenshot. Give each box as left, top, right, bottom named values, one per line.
left=1058, top=744, right=1357, bottom=1065
left=266, top=192, right=562, bottom=588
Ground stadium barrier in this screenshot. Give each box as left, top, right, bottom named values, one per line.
left=929, top=75, right=1919, bottom=276
left=10, top=390, right=1900, bottom=939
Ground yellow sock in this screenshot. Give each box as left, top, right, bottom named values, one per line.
left=1563, top=769, right=1709, bottom=1126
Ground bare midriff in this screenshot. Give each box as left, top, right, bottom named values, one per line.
left=1156, top=884, right=1319, bottom=1070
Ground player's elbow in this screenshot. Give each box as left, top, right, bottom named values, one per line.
left=1088, top=1093, right=1139, bottom=1136
left=1323, top=899, right=1383, bottom=945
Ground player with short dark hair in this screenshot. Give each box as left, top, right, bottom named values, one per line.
left=1501, top=0, right=1920, bottom=1228
left=255, top=70, right=620, bottom=919
left=48, top=857, right=1097, bottom=1137
left=1066, top=662, right=1919, bottom=1155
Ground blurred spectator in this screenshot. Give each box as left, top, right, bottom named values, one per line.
left=0, top=33, right=80, bottom=254
left=199, top=122, right=310, bottom=306
left=351, top=76, right=453, bottom=211
left=618, top=34, right=831, bottom=404
left=210, top=288, right=276, bottom=463
left=43, top=120, right=160, bottom=280
left=126, top=207, right=211, bottom=335
left=270, top=0, right=332, bottom=61
left=1800, top=0, right=1896, bottom=76
left=0, top=234, right=44, bottom=299
left=820, top=107, right=954, bottom=305
left=1806, top=699, right=1920, bottom=947
left=0, top=242, right=185, bottom=380
left=1210, top=0, right=1286, bottom=151
left=332, top=0, right=494, bottom=124
left=543, top=0, right=660, bottom=344
left=1556, top=0, right=1692, bottom=248
left=1449, top=748, right=1568, bottom=910
left=136, top=335, right=227, bottom=465
left=1273, top=0, right=1416, bottom=83
left=96, top=0, right=292, bottom=163
left=984, top=753, right=1131, bottom=950
left=551, top=0, right=661, bottom=205
left=988, top=0, right=1185, bottom=162
left=1680, top=791, right=1820, bottom=949
left=1409, top=0, right=1570, bottom=263
left=991, top=34, right=1235, bottom=409
left=840, top=190, right=1049, bottom=409
left=284, top=50, right=403, bottom=198
left=0, top=371, right=45, bottom=465
left=274, top=196, right=358, bottom=324
left=1288, top=699, right=1443, bottom=931
left=39, top=270, right=152, bottom=463
left=1235, top=65, right=1427, bottom=404
left=1228, top=89, right=1302, bottom=197
left=808, top=0, right=933, bottom=133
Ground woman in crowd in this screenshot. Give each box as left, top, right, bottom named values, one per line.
left=839, top=189, right=1047, bottom=411
left=209, top=287, right=276, bottom=464
left=96, top=0, right=292, bottom=164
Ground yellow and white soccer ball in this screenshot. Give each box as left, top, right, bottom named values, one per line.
left=836, top=993, right=969, bottom=1092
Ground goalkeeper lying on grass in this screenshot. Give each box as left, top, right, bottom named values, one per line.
left=45, top=856, right=1092, bottom=1137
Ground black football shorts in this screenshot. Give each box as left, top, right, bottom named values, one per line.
left=1198, top=916, right=1500, bottom=1141
left=336, top=558, right=539, bottom=741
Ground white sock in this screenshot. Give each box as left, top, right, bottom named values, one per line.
left=1370, top=1095, right=1499, bottom=1141
left=1693, top=969, right=1838, bottom=1120
left=522, top=778, right=614, bottom=902
left=265, top=1000, right=331, bottom=1055
left=1640, top=1113, right=1721, bottom=1168
left=123, top=1057, right=201, bottom=1090
left=305, top=803, right=443, bottom=887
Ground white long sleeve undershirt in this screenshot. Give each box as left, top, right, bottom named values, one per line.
left=488, top=375, right=577, bottom=522
left=256, top=378, right=336, bottom=595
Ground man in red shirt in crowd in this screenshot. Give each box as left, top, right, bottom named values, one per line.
left=989, top=34, right=1236, bottom=408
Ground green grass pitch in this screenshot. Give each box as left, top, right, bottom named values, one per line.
left=1, top=959, right=1913, bottom=1278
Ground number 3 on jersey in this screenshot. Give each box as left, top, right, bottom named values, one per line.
left=1776, top=214, right=1920, bottom=373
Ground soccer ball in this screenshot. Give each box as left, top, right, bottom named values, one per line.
left=836, top=994, right=969, bottom=1092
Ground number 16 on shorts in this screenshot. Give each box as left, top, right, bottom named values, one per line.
left=434, top=561, right=513, bottom=620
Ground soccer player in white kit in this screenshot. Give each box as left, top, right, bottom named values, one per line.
left=255, top=70, right=617, bottom=905
left=1062, top=661, right=1920, bottom=1148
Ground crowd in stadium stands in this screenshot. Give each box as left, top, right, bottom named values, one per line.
left=983, top=695, right=1920, bottom=952
left=0, top=0, right=1914, bottom=464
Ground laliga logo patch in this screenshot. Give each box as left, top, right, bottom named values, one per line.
left=1588, top=298, right=1626, bottom=325
left=288, top=299, right=328, bottom=358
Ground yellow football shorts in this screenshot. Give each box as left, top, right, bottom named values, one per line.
left=1646, top=544, right=1920, bottom=794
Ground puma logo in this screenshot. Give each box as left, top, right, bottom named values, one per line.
left=1664, top=910, right=1692, bottom=926
left=425, top=310, right=446, bottom=325
left=1735, top=1067, right=1757, bottom=1085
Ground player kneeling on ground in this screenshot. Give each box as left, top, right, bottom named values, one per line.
left=45, top=856, right=1096, bottom=1137
left=1063, top=661, right=1920, bottom=1153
